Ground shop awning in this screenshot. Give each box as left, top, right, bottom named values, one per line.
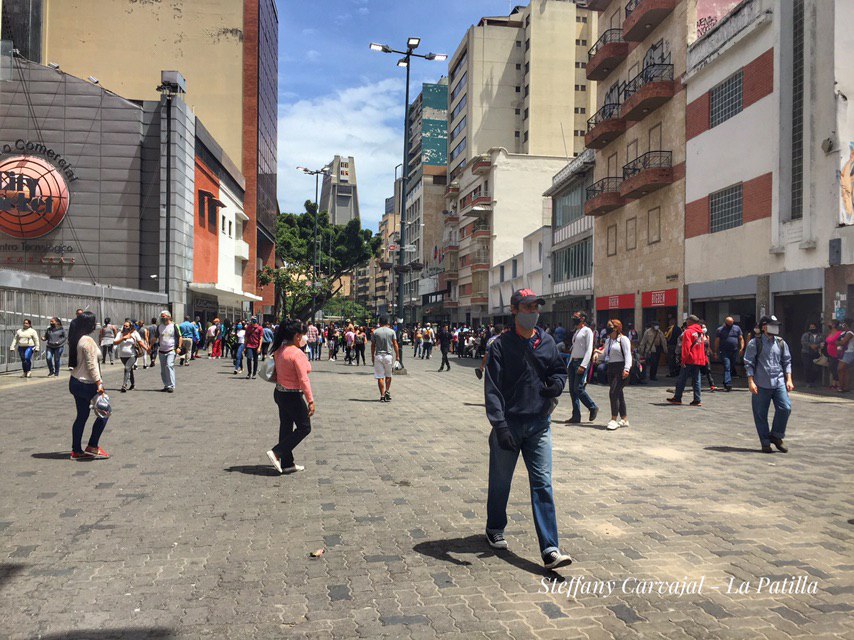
left=189, top=282, right=263, bottom=302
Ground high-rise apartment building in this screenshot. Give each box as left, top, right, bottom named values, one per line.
left=683, top=0, right=854, bottom=371
left=0, top=0, right=279, bottom=315
left=440, top=0, right=596, bottom=324
left=584, top=0, right=687, bottom=330
left=319, top=155, right=361, bottom=226
left=402, top=80, right=448, bottom=324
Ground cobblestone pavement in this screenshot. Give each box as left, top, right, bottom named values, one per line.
left=1, top=351, right=852, bottom=640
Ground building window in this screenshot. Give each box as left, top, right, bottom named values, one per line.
left=648, top=207, right=661, bottom=244
left=575, top=39, right=587, bottom=46
left=450, top=71, right=467, bottom=102
left=553, top=237, right=592, bottom=283
left=500, top=265, right=505, bottom=282
left=607, top=224, right=617, bottom=256
left=515, top=108, right=521, bottom=115
left=450, top=138, right=467, bottom=162
left=515, top=86, right=521, bottom=93
left=516, top=63, right=522, bottom=70
left=516, top=40, right=522, bottom=47
left=451, top=116, right=466, bottom=141
left=512, top=259, right=518, bottom=278
left=710, top=184, right=743, bottom=233
left=574, top=107, right=586, bottom=114
left=626, top=217, right=637, bottom=250
left=515, top=131, right=520, bottom=138
left=575, top=61, right=587, bottom=69
left=574, top=130, right=585, bottom=137
left=228, top=220, right=233, bottom=238
left=538, top=241, right=543, bottom=262
left=221, top=214, right=226, bottom=233
left=791, top=0, right=805, bottom=220
left=710, top=70, right=743, bottom=128
left=450, top=50, right=468, bottom=81
left=574, top=84, right=586, bottom=91
left=555, top=181, right=586, bottom=227
left=450, top=94, right=467, bottom=121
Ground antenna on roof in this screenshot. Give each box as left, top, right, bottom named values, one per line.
left=560, top=122, right=570, bottom=162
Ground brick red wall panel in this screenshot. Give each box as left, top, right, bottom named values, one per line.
left=685, top=196, right=710, bottom=239
left=742, top=48, right=774, bottom=109
left=743, top=172, right=773, bottom=223
left=193, top=159, right=220, bottom=285
left=686, top=92, right=710, bottom=140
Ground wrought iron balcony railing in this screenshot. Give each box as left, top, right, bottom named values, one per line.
left=622, top=151, right=672, bottom=180
left=623, top=64, right=674, bottom=101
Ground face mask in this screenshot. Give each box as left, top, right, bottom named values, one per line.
left=299, top=335, right=308, bottom=348
left=572, top=317, right=581, bottom=326
left=810, top=327, right=818, bottom=333
left=160, top=318, right=168, bottom=324
left=766, top=324, right=780, bottom=336
left=516, top=312, right=539, bottom=331
left=607, top=324, right=614, bottom=332
left=237, top=324, right=243, bottom=330
left=702, top=327, right=708, bottom=334
left=652, top=324, right=660, bottom=330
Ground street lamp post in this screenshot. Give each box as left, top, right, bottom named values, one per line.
left=370, top=38, right=446, bottom=330
left=297, top=165, right=331, bottom=321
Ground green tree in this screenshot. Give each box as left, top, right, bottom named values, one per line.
left=258, top=200, right=380, bottom=319
left=322, top=297, right=372, bottom=325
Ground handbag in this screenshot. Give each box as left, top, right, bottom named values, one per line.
left=521, top=343, right=559, bottom=416
left=262, top=348, right=278, bottom=383
left=813, top=354, right=829, bottom=367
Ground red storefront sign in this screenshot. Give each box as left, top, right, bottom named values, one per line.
left=641, top=288, right=678, bottom=308
left=595, top=293, right=635, bottom=311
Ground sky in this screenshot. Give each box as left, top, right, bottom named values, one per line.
left=276, top=0, right=517, bottom=232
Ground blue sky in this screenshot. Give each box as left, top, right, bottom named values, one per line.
left=276, top=0, right=515, bottom=231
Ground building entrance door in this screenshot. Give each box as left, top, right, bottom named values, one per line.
left=774, top=292, right=822, bottom=377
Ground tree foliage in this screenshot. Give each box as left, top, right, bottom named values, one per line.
left=322, top=297, right=372, bottom=325
left=258, top=200, right=381, bottom=319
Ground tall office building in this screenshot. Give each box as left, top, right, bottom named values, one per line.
left=402, top=80, right=448, bottom=324
left=0, top=0, right=279, bottom=315
left=441, top=0, right=596, bottom=324
left=319, top=155, right=360, bottom=226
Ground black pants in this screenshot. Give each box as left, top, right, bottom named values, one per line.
left=700, top=363, right=716, bottom=388
left=668, top=347, right=680, bottom=376
left=261, top=342, right=270, bottom=360
left=101, top=344, right=114, bottom=364
left=607, top=362, right=627, bottom=418
left=439, top=348, right=450, bottom=370
left=647, top=347, right=662, bottom=380
left=245, top=347, right=259, bottom=376
left=354, top=344, right=366, bottom=365
left=273, top=390, right=312, bottom=467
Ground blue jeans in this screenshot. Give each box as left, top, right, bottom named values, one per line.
left=69, top=376, right=108, bottom=454
left=568, top=358, right=597, bottom=420
left=486, top=417, right=559, bottom=556
left=18, top=346, right=34, bottom=373
left=674, top=364, right=702, bottom=402
left=751, top=385, right=790, bottom=445
left=46, top=347, right=63, bottom=375
left=720, top=350, right=737, bottom=386
left=234, top=343, right=245, bottom=370
left=159, top=350, right=176, bottom=389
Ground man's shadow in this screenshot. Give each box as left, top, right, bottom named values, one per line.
left=413, top=534, right=566, bottom=581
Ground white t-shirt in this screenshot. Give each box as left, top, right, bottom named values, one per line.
left=237, top=329, right=246, bottom=345
left=604, top=335, right=633, bottom=371
left=157, top=323, right=177, bottom=353
left=116, top=331, right=142, bottom=358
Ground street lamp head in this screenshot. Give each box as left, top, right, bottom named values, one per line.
left=426, top=53, right=448, bottom=62
left=370, top=42, right=391, bottom=53
left=407, top=37, right=421, bottom=49
left=397, top=58, right=408, bottom=68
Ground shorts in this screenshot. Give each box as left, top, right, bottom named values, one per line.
left=842, top=351, right=854, bottom=366
left=374, top=353, right=393, bottom=379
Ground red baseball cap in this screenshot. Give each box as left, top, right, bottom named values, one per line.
left=511, top=289, right=545, bottom=307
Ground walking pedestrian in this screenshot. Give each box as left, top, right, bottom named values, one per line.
left=413, top=326, right=423, bottom=358
left=566, top=311, right=598, bottom=424
left=664, top=317, right=682, bottom=377
left=437, top=324, right=452, bottom=371
left=265, top=320, right=315, bottom=474
left=98, top=317, right=117, bottom=365
left=422, top=323, right=434, bottom=359
left=244, top=316, right=264, bottom=379
left=344, top=325, right=355, bottom=365
left=799, top=321, right=823, bottom=387
left=233, top=322, right=246, bottom=374
left=743, top=315, right=794, bottom=453
left=700, top=324, right=718, bottom=391
left=304, top=322, right=319, bottom=361
left=354, top=326, right=367, bottom=366
left=191, top=316, right=203, bottom=359
left=146, top=318, right=159, bottom=368
left=483, top=289, right=572, bottom=569
left=638, top=321, right=667, bottom=381
left=714, top=316, right=745, bottom=391
left=178, top=316, right=198, bottom=367
left=67, top=311, right=110, bottom=460
left=156, top=310, right=177, bottom=392
left=209, top=318, right=223, bottom=359
left=593, top=319, right=632, bottom=430
left=371, top=316, right=399, bottom=402
left=667, top=315, right=707, bottom=406
left=44, top=317, right=66, bottom=377
left=10, top=318, right=40, bottom=378
left=261, top=321, right=274, bottom=361
left=114, top=320, right=147, bottom=392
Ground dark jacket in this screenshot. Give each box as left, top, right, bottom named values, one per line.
left=44, top=326, right=67, bottom=349
left=484, top=326, right=567, bottom=430
left=438, top=328, right=452, bottom=350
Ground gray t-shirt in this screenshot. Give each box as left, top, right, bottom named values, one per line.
left=371, top=327, right=397, bottom=355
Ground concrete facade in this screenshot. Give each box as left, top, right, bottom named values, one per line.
left=319, top=155, right=360, bottom=226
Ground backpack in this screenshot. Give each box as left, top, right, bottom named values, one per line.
left=753, top=335, right=783, bottom=359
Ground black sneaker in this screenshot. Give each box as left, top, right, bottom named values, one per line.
left=588, top=407, right=598, bottom=422
left=543, top=550, right=573, bottom=569
left=761, top=444, right=774, bottom=453
left=566, top=417, right=581, bottom=424
left=379, top=396, right=387, bottom=403
left=769, top=435, right=788, bottom=453
left=690, top=400, right=702, bottom=406
left=384, top=391, right=391, bottom=402
left=485, top=531, right=508, bottom=550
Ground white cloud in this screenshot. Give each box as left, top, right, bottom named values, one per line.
left=305, top=49, right=321, bottom=62
left=358, top=6, right=369, bottom=15
left=278, top=78, right=405, bottom=232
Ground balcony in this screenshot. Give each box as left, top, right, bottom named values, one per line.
left=585, top=0, right=612, bottom=10
left=470, top=250, right=490, bottom=271
left=409, top=260, right=424, bottom=271
left=471, top=222, right=491, bottom=239
left=624, top=0, right=678, bottom=41
left=443, top=209, right=459, bottom=223
left=621, top=64, right=675, bottom=121
left=587, top=29, right=628, bottom=81
left=234, top=239, right=250, bottom=261
left=471, top=295, right=488, bottom=305
left=472, top=156, right=491, bottom=174
left=445, top=183, right=460, bottom=197
left=461, top=195, right=493, bottom=217
left=621, top=151, right=673, bottom=199
left=379, top=260, right=393, bottom=270
left=585, top=103, right=625, bottom=149
left=584, top=177, right=627, bottom=216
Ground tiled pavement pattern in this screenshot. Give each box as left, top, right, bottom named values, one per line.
left=0, top=353, right=852, bottom=640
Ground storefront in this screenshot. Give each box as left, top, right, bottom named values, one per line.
left=641, top=288, right=679, bottom=329
left=596, top=293, right=635, bottom=329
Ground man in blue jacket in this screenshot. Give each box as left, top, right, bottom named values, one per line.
left=484, top=289, right=572, bottom=569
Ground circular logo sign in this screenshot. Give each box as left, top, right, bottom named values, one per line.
left=0, top=155, right=70, bottom=239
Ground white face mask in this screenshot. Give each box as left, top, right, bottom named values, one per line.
left=766, top=324, right=780, bottom=336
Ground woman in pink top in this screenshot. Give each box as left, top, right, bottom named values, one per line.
left=824, top=321, right=844, bottom=389
left=266, top=320, right=314, bottom=474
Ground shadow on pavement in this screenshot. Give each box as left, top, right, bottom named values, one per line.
left=704, top=446, right=763, bottom=454
left=37, top=629, right=175, bottom=640
left=31, top=451, right=76, bottom=461
left=413, top=535, right=566, bottom=580
left=224, top=465, right=281, bottom=477
left=0, top=563, right=25, bottom=591
left=556, top=422, right=609, bottom=431
left=463, top=402, right=485, bottom=407
left=348, top=398, right=383, bottom=403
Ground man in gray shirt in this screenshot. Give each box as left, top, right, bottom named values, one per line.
left=743, top=315, right=793, bottom=453
left=566, top=311, right=598, bottom=424
left=371, top=315, right=400, bottom=403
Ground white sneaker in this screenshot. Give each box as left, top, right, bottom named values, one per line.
left=618, top=419, right=630, bottom=428
left=283, top=464, right=305, bottom=474
left=606, top=420, right=620, bottom=430
left=266, top=450, right=282, bottom=474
